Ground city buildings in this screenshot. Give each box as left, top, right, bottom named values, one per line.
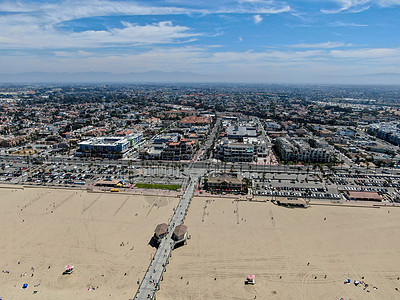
left=226, top=125, right=257, bottom=141
left=141, top=134, right=196, bottom=161
left=275, top=137, right=333, bottom=163
left=215, top=139, right=255, bottom=162
left=368, top=122, right=400, bottom=146
left=161, top=138, right=196, bottom=161
left=77, top=135, right=137, bottom=158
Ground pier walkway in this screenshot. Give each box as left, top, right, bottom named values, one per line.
left=134, top=175, right=199, bottom=300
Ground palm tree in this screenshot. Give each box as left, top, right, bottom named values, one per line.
left=263, top=158, right=267, bottom=174
left=306, top=166, right=310, bottom=182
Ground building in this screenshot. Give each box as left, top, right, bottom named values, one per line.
left=216, top=139, right=255, bottom=162
left=94, top=179, right=125, bottom=187
left=345, top=191, right=382, bottom=202
left=276, top=197, right=309, bottom=208
left=275, top=137, right=333, bottom=163
left=77, top=136, right=131, bottom=158
left=226, top=125, right=257, bottom=141
left=116, top=131, right=143, bottom=148
left=265, top=120, right=281, bottom=131
left=368, top=122, right=400, bottom=146
left=172, top=224, right=188, bottom=246
left=154, top=223, right=168, bottom=243
left=140, top=135, right=195, bottom=161
left=179, top=116, right=211, bottom=128
left=161, top=138, right=195, bottom=161
left=153, top=133, right=179, bottom=144
left=205, top=173, right=248, bottom=194
left=139, top=146, right=164, bottom=160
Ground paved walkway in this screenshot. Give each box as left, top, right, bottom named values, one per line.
left=134, top=176, right=199, bottom=300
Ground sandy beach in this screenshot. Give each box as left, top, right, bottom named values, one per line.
left=157, top=197, right=400, bottom=300
left=2, top=186, right=400, bottom=300
left=0, top=186, right=178, bottom=299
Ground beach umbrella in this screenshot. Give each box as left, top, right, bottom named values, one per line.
left=247, top=274, right=255, bottom=280
left=65, top=265, right=74, bottom=270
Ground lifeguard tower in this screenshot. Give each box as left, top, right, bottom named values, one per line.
left=245, top=274, right=255, bottom=285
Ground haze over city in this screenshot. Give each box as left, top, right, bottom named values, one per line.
left=1, top=0, right=400, bottom=84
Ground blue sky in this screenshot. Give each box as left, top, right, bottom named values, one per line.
left=1, top=0, right=400, bottom=83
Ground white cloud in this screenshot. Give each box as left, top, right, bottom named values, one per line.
left=321, top=0, right=400, bottom=13
left=377, top=0, right=400, bottom=5
left=253, top=14, right=263, bottom=23
left=330, top=48, right=400, bottom=59
left=0, top=0, right=290, bottom=20
left=0, top=20, right=197, bottom=49
left=0, top=0, right=291, bottom=51
left=0, top=0, right=201, bottom=50
left=218, top=5, right=290, bottom=14
left=290, top=42, right=353, bottom=49
left=321, top=0, right=371, bottom=13
left=330, top=21, right=368, bottom=27
left=0, top=0, right=191, bottom=22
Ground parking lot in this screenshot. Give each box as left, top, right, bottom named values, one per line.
left=249, top=171, right=342, bottom=200
left=0, top=160, right=185, bottom=189
left=2, top=156, right=400, bottom=203
left=330, top=173, right=400, bottom=202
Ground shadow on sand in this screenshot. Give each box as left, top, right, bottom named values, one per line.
left=149, top=236, right=160, bottom=248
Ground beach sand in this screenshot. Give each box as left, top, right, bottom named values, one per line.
left=158, top=197, right=400, bottom=300
left=0, top=186, right=178, bottom=299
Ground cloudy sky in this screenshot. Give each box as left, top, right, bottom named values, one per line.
left=1, top=0, right=400, bottom=83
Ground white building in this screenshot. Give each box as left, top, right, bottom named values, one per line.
left=77, top=136, right=132, bottom=158
left=216, top=139, right=255, bottom=162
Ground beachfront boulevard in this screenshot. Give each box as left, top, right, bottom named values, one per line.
left=135, top=176, right=198, bottom=300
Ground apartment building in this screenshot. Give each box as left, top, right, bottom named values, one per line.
left=275, top=137, right=333, bottom=163
left=161, top=138, right=195, bottom=161
left=368, top=122, right=400, bottom=146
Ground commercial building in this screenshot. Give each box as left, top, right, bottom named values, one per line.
left=226, top=125, right=257, bottom=141
left=153, top=133, right=179, bottom=144
left=140, top=135, right=195, bottom=161
left=205, top=173, right=248, bottom=194
left=216, top=139, right=255, bottom=162
left=116, top=131, right=143, bottom=148
left=77, top=136, right=131, bottom=158
left=345, top=191, right=382, bottom=202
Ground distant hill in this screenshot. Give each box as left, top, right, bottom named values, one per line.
left=0, top=71, right=206, bottom=83
left=361, top=72, right=400, bottom=78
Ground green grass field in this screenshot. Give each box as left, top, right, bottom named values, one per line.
left=135, top=183, right=182, bottom=191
